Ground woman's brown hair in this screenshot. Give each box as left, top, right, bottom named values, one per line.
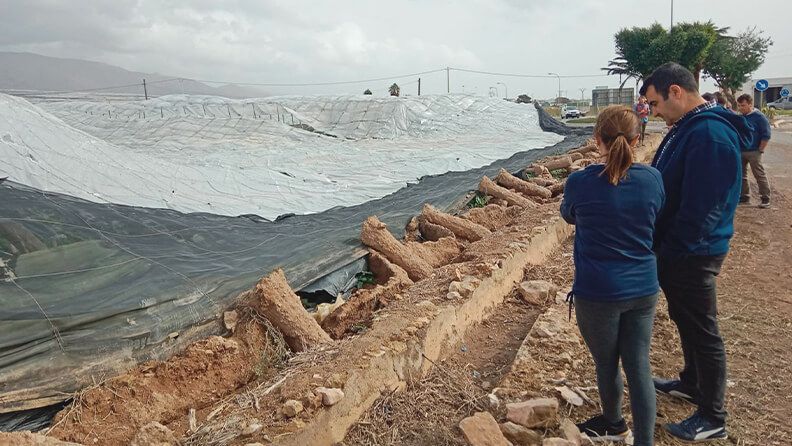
left=593, top=105, right=640, bottom=185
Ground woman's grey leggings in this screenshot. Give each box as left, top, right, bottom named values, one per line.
left=575, top=293, right=658, bottom=446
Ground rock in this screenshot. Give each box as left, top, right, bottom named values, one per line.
left=571, top=387, right=594, bottom=405
left=282, top=399, right=304, bottom=418
left=449, top=276, right=479, bottom=297
left=325, top=373, right=345, bottom=388
left=559, top=418, right=582, bottom=445
left=517, top=280, right=558, bottom=306
left=578, top=433, right=595, bottom=445
left=458, top=411, right=511, bottom=446
left=130, top=421, right=181, bottom=446
left=533, top=326, right=554, bottom=338
left=314, top=387, right=345, bottom=406
left=542, top=438, right=575, bottom=446
left=301, top=391, right=323, bottom=410
left=447, top=291, right=463, bottom=300
left=240, top=421, right=263, bottom=436
left=555, top=386, right=583, bottom=407
left=487, top=393, right=500, bottom=409
left=223, top=310, right=239, bottom=332
left=505, top=398, right=559, bottom=428
left=499, top=422, right=542, bottom=445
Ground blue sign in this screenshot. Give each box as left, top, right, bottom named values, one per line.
left=781, top=87, right=790, bottom=98
left=755, top=79, right=769, bottom=92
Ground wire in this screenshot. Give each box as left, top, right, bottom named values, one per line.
left=192, top=68, right=447, bottom=87
left=2, top=67, right=610, bottom=96
left=449, top=67, right=609, bottom=79
left=3, top=78, right=181, bottom=96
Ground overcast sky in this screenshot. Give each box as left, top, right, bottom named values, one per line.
left=1, top=0, right=790, bottom=98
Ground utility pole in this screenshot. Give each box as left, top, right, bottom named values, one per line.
left=142, top=78, right=148, bottom=100
left=446, top=67, right=450, bottom=94
left=418, top=77, right=421, bottom=96
left=579, top=88, right=586, bottom=100
left=670, top=0, right=674, bottom=29
left=548, top=73, right=561, bottom=103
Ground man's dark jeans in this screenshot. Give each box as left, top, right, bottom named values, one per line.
left=658, top=253, right=728, bottom=423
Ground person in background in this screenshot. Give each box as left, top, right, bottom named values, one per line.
left=714, top=92, right=734, bottom=112
left=736, top=93, right=772, bottom=208
left=641, top=62, right=752, bottom=442
left=633, top=96, right=650, bottom=145
left=702, top=92, right=715, bottom=103
left=561, top=106, right=665, bottom=446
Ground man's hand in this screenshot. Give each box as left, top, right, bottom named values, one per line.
left=759, top=139, right=769, bottom=153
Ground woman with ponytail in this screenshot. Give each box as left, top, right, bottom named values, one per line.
left=560, top=106, right=665, bottom=445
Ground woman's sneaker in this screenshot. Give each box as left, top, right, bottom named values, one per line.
left=576, top=415, right=631, bottom=442
left=665, top=411, right=727, bottom=442
left=653, top=377, right=699, bottom=405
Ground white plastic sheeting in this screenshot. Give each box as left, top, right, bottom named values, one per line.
left=0, top=94, right=561, bottom=219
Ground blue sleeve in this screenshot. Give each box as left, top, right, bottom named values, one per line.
left=759, top=114, right=772, bottom=141
left=661, top=131, right=739, bottom=253
left=650, top=168, right=666, bottom=211
left=559, top=176, right=576, bottom=224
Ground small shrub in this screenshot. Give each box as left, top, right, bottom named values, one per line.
left=355, top=271, right=375, bottom=288
left=467, top=191, right=488, bottom=208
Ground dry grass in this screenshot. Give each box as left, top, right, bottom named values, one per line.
left=343, top=357, right=488, bottom=446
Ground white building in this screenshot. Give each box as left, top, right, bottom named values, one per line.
left=739, top=77, right=792, bottom=106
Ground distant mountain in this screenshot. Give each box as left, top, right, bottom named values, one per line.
left=0, top=52, right=267, bottom=98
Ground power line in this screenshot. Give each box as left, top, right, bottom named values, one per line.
left=192, top=69, right=447, bottom=87
left=4, top=78, right=180, bottom=96
left=449, top=67, right=609, bottom=79
left=3, top=66, right=610, bottom=97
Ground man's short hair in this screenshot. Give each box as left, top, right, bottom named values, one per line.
left=702, top=92, right=715, bottom=102
left=737, top=93, right=753, bottom=104
left=713, top=92, right=727, bottom=105
left=639, top=62, right=699, bottom=99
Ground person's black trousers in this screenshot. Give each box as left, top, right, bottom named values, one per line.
left=657, top=253, right=728, bottom=423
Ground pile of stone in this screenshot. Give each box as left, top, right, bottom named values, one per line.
left=458, top=396, right=593, bottom=446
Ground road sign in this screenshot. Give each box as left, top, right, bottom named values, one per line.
left=755, top=79, right=769, bottom=92
left=781, top=87, right=790, bottom=98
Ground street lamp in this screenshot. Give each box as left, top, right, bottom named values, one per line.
left=496, top=82, right=508, bottom=99
left=548, top=73, right=561, bottom=103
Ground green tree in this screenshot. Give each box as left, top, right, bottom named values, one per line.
left=388, top=83, right=400, bottom=97
left=363, top=89, right=373, bottom=95
left=605, top=21, right=725, bottom=87
left=704, top=28, right=773, bottom=107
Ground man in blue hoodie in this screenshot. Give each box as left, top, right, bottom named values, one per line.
left=640, top=63, right=753, bottom=442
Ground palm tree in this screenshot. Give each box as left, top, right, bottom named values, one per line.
left=389, top=83, right=400, bottom=97
left=602, top=57, right=642, bottom=90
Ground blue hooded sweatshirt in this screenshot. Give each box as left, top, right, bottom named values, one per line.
left=651, top=104, right=753, bottom=257
left=742, top=110, right=771, bottom=151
